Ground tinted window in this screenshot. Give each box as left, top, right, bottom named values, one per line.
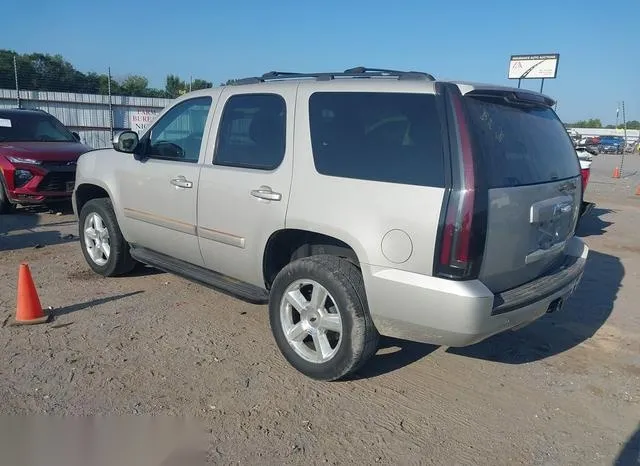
left=465, top=96, right=579, bottom=188
left=309, top=92, right=445, bottom=187
left=147, top=96, right=212, bottom=162
left=214, top=94, right=286, bottom=170
left=0, top=112, right=75, bottom=142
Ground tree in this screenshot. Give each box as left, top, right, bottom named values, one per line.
left=605, top=120, right=640, bottom=130
left=165, top=74, right=186, bottom=98
left=120, top=75, right=149, bottom=96
left=1, top=49, right=216, bottom=99
left=191, top=78, right=212, bottom=91
left=571, top=119, right=602, bottom=128
left=220, top=79, right=240, bottom=86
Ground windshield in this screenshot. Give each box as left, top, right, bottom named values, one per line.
left=465, top=96, right=580, bottom=188
left=0, top=112, right=76, bottom=143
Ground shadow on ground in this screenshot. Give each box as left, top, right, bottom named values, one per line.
left=353, top=337, right=438, bottom=380
left=53, top=291, right=144, bottom=318
left=447, top=249, right=623, bottom=364
left=576, top=208, right=614, bottom=238
left=0, top=203, right=77, bottom=251
left=615, top=425, right=640, bottom=465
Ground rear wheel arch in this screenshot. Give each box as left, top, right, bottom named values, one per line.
left=263, top=229, right=362, bottom=289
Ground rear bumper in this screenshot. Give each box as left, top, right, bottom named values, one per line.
left=362, top=236, right=589, bottom=347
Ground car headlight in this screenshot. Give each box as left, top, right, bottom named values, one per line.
left=7, top=156, right=42, bottom=165
left=14, top=169, right=33, bottom=187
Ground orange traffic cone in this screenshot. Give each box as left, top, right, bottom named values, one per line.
left=612, top=167, right=621, bottom=178
left=13, top=263, right=49, bottom=325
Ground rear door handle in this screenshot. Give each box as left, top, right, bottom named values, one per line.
left=170, top=176, right=193, bottom=189
left=250, top=186, right=281, bottom=201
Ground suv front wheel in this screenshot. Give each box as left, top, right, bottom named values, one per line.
left=79, top=198, right=135, bottom=277
left=269, top=255, right=379, bottom=381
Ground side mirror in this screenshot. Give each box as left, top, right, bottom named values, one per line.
left=72, top=131, right=81, bottom=142
left=113, top=130, right=139, bottom=153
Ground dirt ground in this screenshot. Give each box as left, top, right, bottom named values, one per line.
left=1, top=155, right=639, bottom=465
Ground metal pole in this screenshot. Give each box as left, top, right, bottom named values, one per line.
left=517, top=78, right=521, bottom=89
left=108, top=67, right=114, bottom=141
left=539, top=78, right=545, bottom=93
left=13, top=55, right=20, bottom=108
left=620, top=101, right=627, bottom=174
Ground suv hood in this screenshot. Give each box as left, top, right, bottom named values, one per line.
left=0, top=141, right=91, bottom=162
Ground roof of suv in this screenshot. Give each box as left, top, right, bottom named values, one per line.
left=207, top=67, right=556, bottom=106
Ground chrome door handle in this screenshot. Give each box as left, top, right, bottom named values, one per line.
left=170, top=176, right=193, bottom=189
left=250, top=186, right=282, bottom=201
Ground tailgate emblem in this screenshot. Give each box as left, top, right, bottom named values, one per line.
left=537, top=220, right=560, bottom=249
left=538, top=201, right=572, bottom=250
left=553, top=203, right=572, bottom=217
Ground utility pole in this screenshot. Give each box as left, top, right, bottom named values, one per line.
left=108, top=67, right=114, bottom=140
left=620, top=100, right=627, bottom=175
left=13, top=55, right=20, bottom=108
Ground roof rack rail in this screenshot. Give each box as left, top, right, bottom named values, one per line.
left=231, top=66, right=435, bottom=85
left=344, top=67, right=436, bottom=81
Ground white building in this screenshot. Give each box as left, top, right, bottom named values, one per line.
left=566, top=127, right=639, bottom=142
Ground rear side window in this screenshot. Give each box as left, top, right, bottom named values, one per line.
left=465, top=96, right=579, bottom=188
left=309, top=92, right=445, bottom=187
left=214, top=94, right=286, bottom=170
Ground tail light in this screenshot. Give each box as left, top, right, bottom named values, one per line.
left=435, top=85, right=487, bottom=280
left=580, top=168, right=590, bottom=193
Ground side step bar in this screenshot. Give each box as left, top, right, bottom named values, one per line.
left=130, top=247, right=269, bottom=304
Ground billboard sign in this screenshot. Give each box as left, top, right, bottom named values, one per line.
left=129, top=109, right=158, bottom=135
left=508, top=54, right=560, bottom=79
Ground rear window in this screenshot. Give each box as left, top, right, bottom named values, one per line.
left=465, top=96, right=579, bottom=188
left=309, top=92, right=445, bottom=187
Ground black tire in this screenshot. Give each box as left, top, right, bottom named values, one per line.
left=269, top=255, right=379, bottom=381
left=0, top=175, right=15, bottom=214
left=78, top=198, right=135, bottom=277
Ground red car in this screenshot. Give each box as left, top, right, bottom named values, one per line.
left=0, top=108, right=91, bottom=213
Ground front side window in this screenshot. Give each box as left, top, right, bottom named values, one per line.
left=146, top=96, right=212, bottom=162
left=308, top=92, right=445, bottom=187
left=214, top=94, right=286, bottom=170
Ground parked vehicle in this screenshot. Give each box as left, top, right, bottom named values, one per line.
left=0, top=108, right=91, bottom=213
left=72, top=67, right=589, bottom=381
left=598, top=136, right=625, bottom=154
left=576, top=147, right=595, bottom=220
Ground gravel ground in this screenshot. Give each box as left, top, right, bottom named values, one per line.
left=1, top=158, right=639, bottom=465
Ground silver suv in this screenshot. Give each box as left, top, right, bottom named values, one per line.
left=72, top=67, right=589, bottom=381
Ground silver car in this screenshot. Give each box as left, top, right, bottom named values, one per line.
left=72, top=67, right=588, bottom=381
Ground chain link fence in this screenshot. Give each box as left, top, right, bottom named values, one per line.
left=0, top=53, right=178, bottom=148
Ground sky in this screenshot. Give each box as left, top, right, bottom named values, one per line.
left=1, top=0, right=638, bottom=124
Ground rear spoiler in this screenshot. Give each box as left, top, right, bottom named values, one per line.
left=464, top=88, right=556, bottom=108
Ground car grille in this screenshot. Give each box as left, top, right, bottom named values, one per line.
left=41, top=161, right=77, bottom=170
left=38, top=171, right=75, bottom=192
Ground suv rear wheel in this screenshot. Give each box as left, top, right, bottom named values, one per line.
left=269, top=255, right=379, bottom=381
left=79, top=198, right=135, bottom=277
